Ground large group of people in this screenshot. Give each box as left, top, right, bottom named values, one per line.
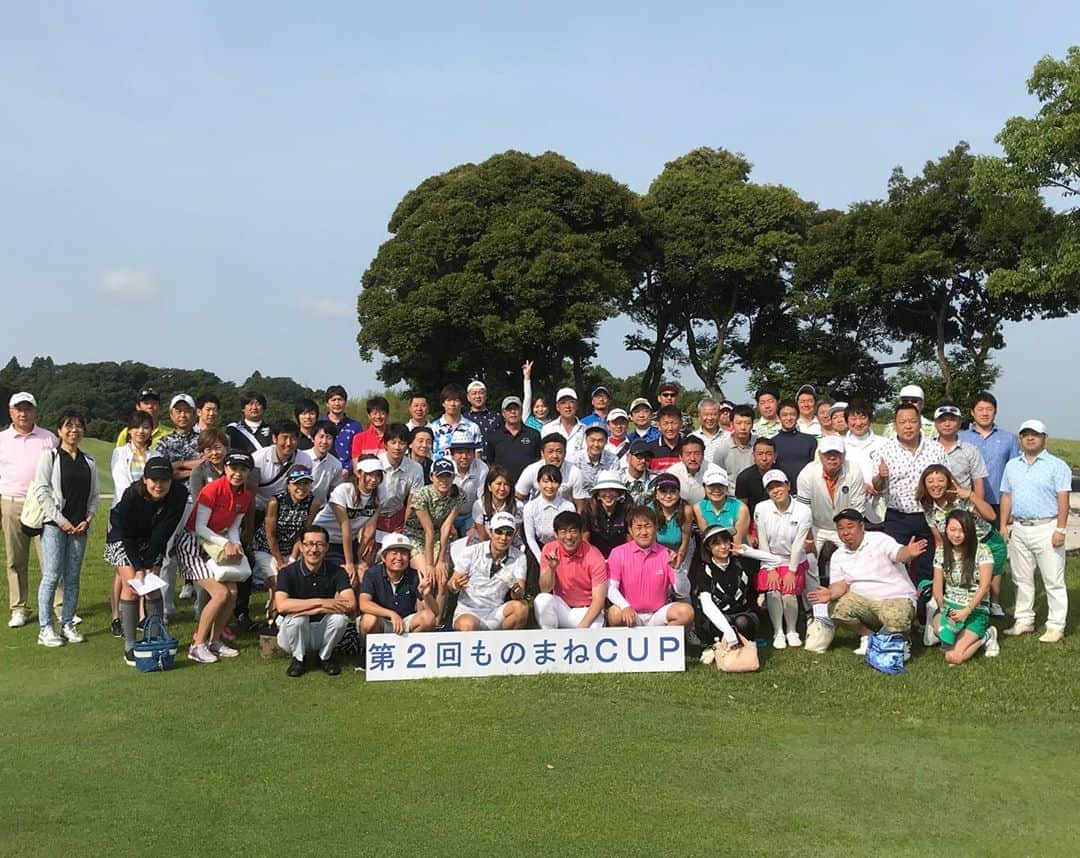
left=0, top=369, right=1071, bottom=677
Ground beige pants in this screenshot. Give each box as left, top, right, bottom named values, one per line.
left=2, top=496, right=58, bottom=615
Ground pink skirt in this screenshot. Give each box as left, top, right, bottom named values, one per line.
left=755, top=560, right=809, bottom=596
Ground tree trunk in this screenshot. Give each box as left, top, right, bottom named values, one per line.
left=934, top=302, right=953, bottom=399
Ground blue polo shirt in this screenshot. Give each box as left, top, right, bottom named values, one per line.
left=360, top=564, right=423, bottom=617
left=959, top=426, right=1019, bottom=506
left=999, top=450, right=1071, bottom=519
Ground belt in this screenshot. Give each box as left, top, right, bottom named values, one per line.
left=1, top=495, right=27, bottom=502
left=1015, top=517, right=1055, bottom=526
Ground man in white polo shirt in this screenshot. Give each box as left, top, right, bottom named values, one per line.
left=542, top=387, right=587, bottom=461
left=515, top=434, right=588, bottom=510
left=448, top=512, right=529, bottom=630
left=0, top=392, right=57, bottom=628
left=807, top=508, right=928, bottom=655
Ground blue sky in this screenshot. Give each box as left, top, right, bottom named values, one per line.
left=1, top=3, right=1077, bottom=432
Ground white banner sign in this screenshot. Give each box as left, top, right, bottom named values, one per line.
left=364, top=627, right=685, bottom=681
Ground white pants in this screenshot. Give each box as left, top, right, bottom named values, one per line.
left=1009, top=520, right=1068, bottom=631
left=533, top=593, right=604, bottom=630
left=453, top=602, right=510, bottom=630
left=635, top=604, right=680, bottom=626
left=276, top=613, right=350, bottom=661
left=253, top=550, right=279, bottom=586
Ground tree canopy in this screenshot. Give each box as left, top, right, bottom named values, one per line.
left=357, top=150, right=644, bottom=401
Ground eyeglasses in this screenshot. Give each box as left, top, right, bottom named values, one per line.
left=301, top=541, right=328, bottom=549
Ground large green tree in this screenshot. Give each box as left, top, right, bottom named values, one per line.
left=798, top=143, right=1063, bottom=399
left=356, top=151, right=644, bottom=399
left=639, top=148, right=811, bottom=398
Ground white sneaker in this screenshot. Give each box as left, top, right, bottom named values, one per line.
left=903, top=641, right=912, bottom=663
left=772, top=632, right=787, bottom=650
left=71, top=614, right=82, bottom=625
left=923, top=600, right=940, bottom=647
left=983, top=626, right=1000, bottom=657
left=853, top=635, right=868, bottom=655
left=60, top=622, right=85, bottom=643
left=187, top=644, right=218, bottom=664
left=989, top=602, right=1006, bottom=618
left=8, top=611, right=28, bottom=628
left=785, top=631, right=802, bottom=648
left=208, top=641, right=239, bottom=658
left=179, top=583, right=194, bottom=600
left=1003, top=623, right=1035, bottom=637
left=1039, top=628, right=1064, bottom=644
left=37, top=626, right=64, bottom=647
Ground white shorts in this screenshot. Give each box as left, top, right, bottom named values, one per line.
left=379, top=614, right=418, bottom=633
left=453, top=602, right=510, bottom=630
left=253, top=550, right=279, bottom=585
left=634, top=603, right=680, bottom=626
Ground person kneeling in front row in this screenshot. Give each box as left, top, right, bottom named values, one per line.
left=449, top=512, right=529, bottom=631
left=806, top=508, right=927, bottom=658
left=605, top=505, right=694, bottom=629
left=356, top=534, right=439, bottom=669
left=534, top=510, right=607, bottom=629
left=274, top=525, right=356, bottom=677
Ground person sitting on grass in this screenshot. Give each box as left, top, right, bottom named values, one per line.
left=605, top=505, right=694, bottom=629
left=274, top=524, right=355, bottom=677
left=533, top=510, right=607, bottom=629
left=105, top=456, right=188, bottom=666
left=693, top=525, right=758, bottom=648
left=356, top=533, right=439, bottom=669
left=916, top=464, right=1003, bottom=646
left=448, top=512, right=529, bottom=631
left=172, top=451, right=255, bottom=664
left=806, top=508, right=927, bottom=658
left=931, top=509, right=999, bottom=663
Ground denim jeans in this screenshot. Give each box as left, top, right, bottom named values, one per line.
left=38, top=525, right=87, bottom=629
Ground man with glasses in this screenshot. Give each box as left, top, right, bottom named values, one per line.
left=619, top=440, right=655, bottom=505
left=274, top=525, right=356, bottom=677
left=448, top=511, right=529, bottom=630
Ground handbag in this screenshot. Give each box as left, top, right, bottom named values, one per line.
left=208, top=552, right=252, bottom=582
left=804, top=618, right=836, bottom=654
left=19, top=451, right=56, bottom=536
left=714, top=633, right=760, bottom=673
left=132, top=616, right=178, bottom=673
left=866, top=631, right=908, bottom=674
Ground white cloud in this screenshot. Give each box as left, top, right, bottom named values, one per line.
left=305, top=299, right=354, bottom=320
left=100, top=268, right=161, bottom=300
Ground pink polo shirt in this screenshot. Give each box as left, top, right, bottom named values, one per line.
left=0, top=425, right=57, bottom=497
left=542, top=539, right=608, bottom=608
left=607, top=540, right=676, bottom=613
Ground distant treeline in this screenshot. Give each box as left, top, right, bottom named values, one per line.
left=0, top=356, right=325, bottom=439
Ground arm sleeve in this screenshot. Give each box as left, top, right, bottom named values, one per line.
left=754, top=507, right=775, bottom=565
left=193, top=502, right=226, bottom=546
left=522, top=376, right=533, bottom=420
left=523, top=502, right=542, bottom=563
left=606, top=578, right=630, bottom=609
left=672, top=562, right=691, bottom=599
left=698, top=592, right=737, bottom=643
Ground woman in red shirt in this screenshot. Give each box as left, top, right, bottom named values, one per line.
left=173, top=452, right=254, bottom=664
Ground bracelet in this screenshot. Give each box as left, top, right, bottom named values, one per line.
left=1054, top=527, right=1067, bottom=535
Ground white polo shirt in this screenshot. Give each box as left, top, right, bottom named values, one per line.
left=830, top=531, right=916, bottom=603
left=376, top=453, right=424, bottom=518
left=515, top=459, right=589, bottom=503
left=541, top=417, right=587, bottom=460
left=451, top=541, right=526, bottom=614
left=753, top=498, right=813, bottom=569
left=251, top=447, right=314, bottom=511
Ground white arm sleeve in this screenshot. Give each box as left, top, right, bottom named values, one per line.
left=522, top=376, right=533, bottom=420
left=672, top=565, right=691, bottom=599
left=606, top=579, right=630, bottom=609
left=194, top=503, right=227, bottom=546
left=737, top=545, right=786, bottom=565
left=699, top=592, right=738, bottom=644
left=226, top=512, right=244, bottom=545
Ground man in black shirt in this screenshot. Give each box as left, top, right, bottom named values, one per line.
left=484, top=396, right=541, bottom=485
left=274, top=525, right=355, bottom=677
left=226, top=391, right=273, bottom=455
left=734, top=437, right=777, bottom=518
left=772, top=399, right=818, bottom=485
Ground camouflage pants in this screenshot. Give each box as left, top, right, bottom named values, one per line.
left=832, top=592, right=914, bottom=634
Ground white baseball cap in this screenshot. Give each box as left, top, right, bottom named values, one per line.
left=467, top=380, right=486, bottom=392
left=378, top=533, right=412, bottom=559
left=819, top=436, right=846, bottom=455
left=898, top=384, right=925, bottom=400
left=8, top=392, right=36, bottom=408
left=762, top=469, right=788, bottom=487
left=169, top=393, right=195, bottom=410
left=489, top=512, right=517, bottom=532
left=555, top=387, right=577, bottom=402
left=629, top=397, right=652, bottom=412
left=827, top=401, right=848, bottom=417
left=702, top=465, right=730, bottom=487
left=607, top=408, right=629, bottom=422
left=1018, top=419, right=1047, bottom=435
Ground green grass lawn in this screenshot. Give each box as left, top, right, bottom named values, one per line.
left=3, top=495, right=1080, bottom=855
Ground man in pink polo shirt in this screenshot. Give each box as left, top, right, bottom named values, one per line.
left=0, top=392, right=57, bottom=628
left=534, top=510, right=607, bottom=629
left=606, top=506, right=694, bottom=628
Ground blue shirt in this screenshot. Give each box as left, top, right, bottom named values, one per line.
left=999, top=450, right=1071, bottom=519
left=959, top=426, right=1019, bottom=506
left=324, top=414, right=363, bottom=474
left=580, top=412, right=608, bottom=429
left=360, top=565, right=424, bottom=617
